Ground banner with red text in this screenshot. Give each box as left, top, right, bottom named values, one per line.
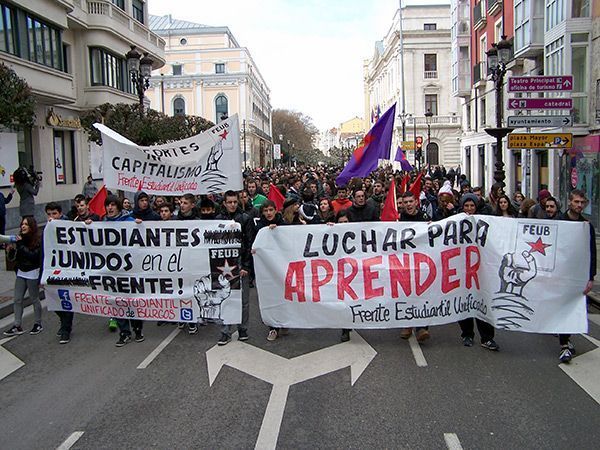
left=42, top=220, right=242, bottom=324
left=94, top=114, right=242, bottom=195
left=253, top=215, right=590, bottom=333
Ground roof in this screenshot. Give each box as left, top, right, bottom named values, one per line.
left=149, top=14, right=209, bottom=32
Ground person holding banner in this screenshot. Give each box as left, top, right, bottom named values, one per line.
left=3, top=217, right=43, bottom=337
left=100, top=195, right=144, bottom=347
left=457, top=193, right=499, bottom=351
left=556, top=189, right=596, bottom=363
left=132, top=192, right=160, bottom=221
left=216, top=190, right=255, bottom=345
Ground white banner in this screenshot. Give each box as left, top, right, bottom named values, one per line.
left=0, top=132, right=19, bottom=187
left=94, top=115, right=243, bottom=195
left=253, top=215, right=590, bottom=333
left=42, top=220, right=242, bottom=324
left=273, top=144, right=281, bottom=160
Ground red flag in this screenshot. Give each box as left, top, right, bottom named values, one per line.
left=267, top=183, right=285, bottom=211
left=88, top=184, right=107, bottom=217
left=399, top=174, right=410, bottom=194
left=409, top=172, right=423, bottom=206
left=380, top=178, right=398, bottom=221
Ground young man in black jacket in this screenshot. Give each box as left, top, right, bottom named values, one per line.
left=215, top=190, right=255, bottom=345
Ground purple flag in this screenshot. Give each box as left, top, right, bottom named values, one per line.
left=336, top=103, right=396, bottom=186
left=394, top=146, right=413, bottom=171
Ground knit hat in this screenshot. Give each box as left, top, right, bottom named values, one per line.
left=537, top=189, right=551, bottom=201
left=283, top=197, right=299, bottom=209
left=438, top=180, right=453, bottom=198
left=460, top=193, right=478, bottom=209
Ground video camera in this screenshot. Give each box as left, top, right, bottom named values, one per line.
left=13, top=166, right=42, bottom=186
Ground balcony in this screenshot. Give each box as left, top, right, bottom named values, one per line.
left=487, top=0, right=502, bottom=16
left=424, top=70, right=438, bottom=80
left=407, top=115, right=461, bottom=127
left=473, top=1, right=486, bottom=30
left=70, top=0, right=165, bottom=66
left=452, top=59, right=471, bottom=98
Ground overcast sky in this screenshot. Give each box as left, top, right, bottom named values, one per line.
left=149, top=1, right=444, bottom=131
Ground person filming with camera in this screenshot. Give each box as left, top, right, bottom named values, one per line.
left=13, top=167, right=40, bottom=218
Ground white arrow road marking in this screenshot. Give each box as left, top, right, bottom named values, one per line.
left=559, top=334, right=600, bottom=405
left=206, top=331, right=377, bottom=450
left=137, top=328, right=181, bottom=369
left=444, top=433, right=464, bottom=450
left=56, top=431, right=84, bottom=450
left=408, top=335, right=428, bottom=367
left=0, top=336, right=25, bottom=382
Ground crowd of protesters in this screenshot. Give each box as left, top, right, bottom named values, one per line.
left=0, top=163, right=595, bottom=363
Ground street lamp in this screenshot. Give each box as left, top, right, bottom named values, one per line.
left=126, top=46, right=154, bottom=114
left=242, top=119, right=248, bottom=169
left=485, top=36, right=513, bottom=191
left=398, top=110, right=411, bottom=141
left=424, top=109, right=433, bottom=167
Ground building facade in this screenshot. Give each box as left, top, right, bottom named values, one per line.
left=0, top=0, right=165, bottom=228
left=364, top=2, right=462, bottom=169
left=453, top=0, right=599, bottom=228
left=338, top=116, right=365, bottom=149
left=146, top=15, right=273, bottom=169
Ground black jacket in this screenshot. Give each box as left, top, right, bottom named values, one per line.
left=559, top=211, right=597, bottom=281
left=216, top=208, right=255, bottom=271
left=14, top=239, right=42, bottom=273
left=347, top=202, right=379, bottom=222
left=400, top=209, right=429, bottom=222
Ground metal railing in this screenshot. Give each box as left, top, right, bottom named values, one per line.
left=424, top=70, right=438, bottom=79
left=407, top=115, right=461, bottom=126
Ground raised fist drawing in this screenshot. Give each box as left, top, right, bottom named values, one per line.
left=193, top=274, right=232, bottom=320
left=498, top=251, right=537, bottom=296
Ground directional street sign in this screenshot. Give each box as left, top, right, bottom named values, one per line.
left=508, top=133, right=573, bottom=149
left=508, top=98, right=573, bottom=110
left=507, top=115, right=573, bottom=128
left=401, top=140, right=415, bottom=150
left=508, top=75, right=573, bottom=92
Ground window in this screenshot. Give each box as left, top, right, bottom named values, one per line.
left=466, top=104, right=472, bottom=130
left=545, top=0, right=565, bottom=31
left=0, top=3, right=16, bottom=55
left=571, top=37, right=588, bottom=123
left=424, top=23, right=437, bottom=30
left=53, top=130, right=76, bottom=185
left=26, top=15, right=63, bottom=70
left=424, top=54, right=437, bottom=78
left=172, top=64, right=182, bottom=76
left=544, top=37, right=564, bottom=75
left=90, top=47, right=132, bottom=93
left=173, top=97, right=185, bottom=116
left=215, top=95, right=228, bottom=123
left=111, top=0, right=125, bottom=10
left=132, top=0, right=144, bottom=24
left=480, top=98, right=487, bottom=126
left=572, top=0, right=590, bottom=17
left=425, top=94, right=438, bottom=115
left=494, top=18, right=502, bottom=43
left=215, top=63, right=225, bottom=74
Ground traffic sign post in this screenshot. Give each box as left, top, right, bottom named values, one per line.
left=507, top=116, right=573, bottom=128
left=508, top=76, right=573, bottom=92
left=507, top=98, right=573, bottom=110
left=508, top=133, right=573, bottom=149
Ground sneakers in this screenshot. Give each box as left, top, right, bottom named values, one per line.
left=217, top=333, right=231, bottom=346
left=567, top=341, right=577, bottom=355
left=108, top=319, right=118, bottom=332
left=134, top=330, right=145, bottom=343
left=341, top=329, right=350, bottom=342
left=416, top=329, right=430, bottom=343
left=559, top=347, right=573, bottom=363
left=267, top=329, right=278, bottom=341
left=116, top=334, right=131, bottom=347
left=177, top=322, right=185, bottom=329
left=462, top=336, right=474, bottom=347
left=400, top=328, right=412, bottom=340
left=481, top=339, right=500, bottom=351
left=188, top=324, right=198, bottom=335
left=29, top=324, right=43, bottom=335
left=238, top=330, right=249, bottom=341
left=59, top=333, right=71, bottom=344
left=3, top=326, right=24, bottom=337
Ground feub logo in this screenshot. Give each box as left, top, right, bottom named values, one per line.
left=58, top=289, right=73, bottom=310
left=180, top=308, right=193, bottom=321
left=514, top=222, right=558, bottom=271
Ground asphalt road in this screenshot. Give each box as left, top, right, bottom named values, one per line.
left=0, top=289, right=599, bottom=450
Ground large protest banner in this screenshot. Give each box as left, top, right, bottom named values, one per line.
left=253, top=215, right=590, bottom=333
left=42, top=220, right=242, bottom=324
left=94, top=114, right=242, bottom=195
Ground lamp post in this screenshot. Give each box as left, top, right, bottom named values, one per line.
left=424, top=109, right=433, bottom=167
left=126, top=46, right=153, bottom=115
left=242, top=119, right=247, bottom=169
left=484, top=36, right=513, bottom=191
left=398, top=110, right=410, bottom=142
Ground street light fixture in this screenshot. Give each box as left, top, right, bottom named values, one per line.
left=485, top=36, right=513, bottom=191
left=126, top=46, right=154, bottom=114
left=398, top=110, right=411, bottom=141
left=424, top=109, right=433, bottom=167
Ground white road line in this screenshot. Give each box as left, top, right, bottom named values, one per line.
left=137, top=328, right=181, bottom=369
left=408, top=335, right=428, bottom=367
left=0, top=336, right=24, bottom=381
left=559, top=334, right=600, bottom=405
left=56, top=431, right=84, bottom=450
left=444, top=433, right=464, bottom=450
left=254, top=384, right=290, bottom=450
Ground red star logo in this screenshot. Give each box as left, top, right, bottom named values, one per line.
left=526, top=237, right=552, bottom=256
left=219, top=130, right=229, bottom=140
